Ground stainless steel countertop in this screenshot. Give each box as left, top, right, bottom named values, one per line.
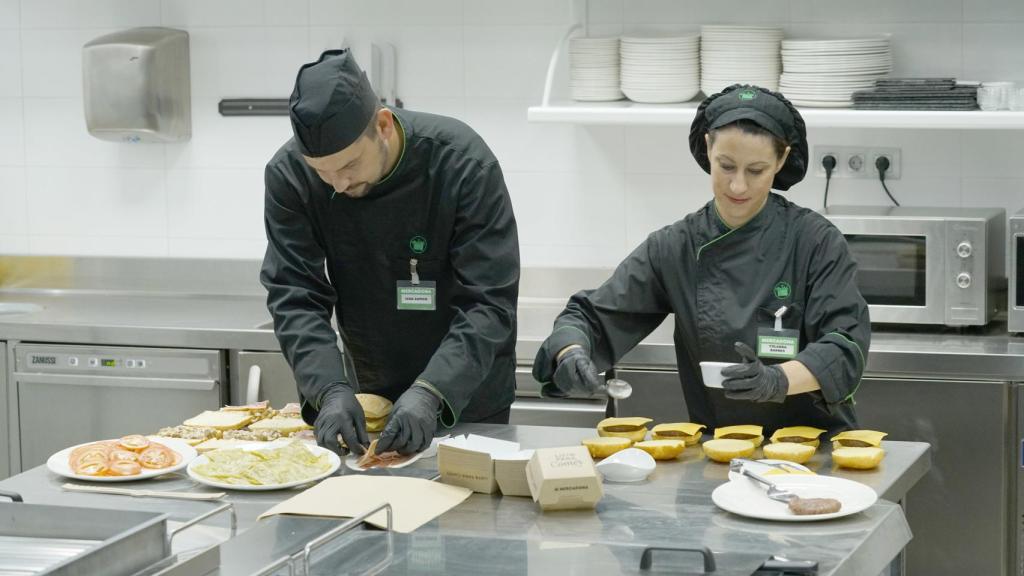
left=0, top=424, right=930, bottom=576
left=3, top=289, right=1024, bottom=380
left=0, top=290, right=280, bottom=351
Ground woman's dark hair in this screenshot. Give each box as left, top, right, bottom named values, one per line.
left=707, top=118, right=788, bottom=160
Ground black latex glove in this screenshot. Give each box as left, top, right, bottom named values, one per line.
left=314, top=383, right=370, bottom=456
left=721, top=342, right=789, bottom=403
left=543, top=346, right=604, bottom=398
left=376, top=385, right=441, bottom=456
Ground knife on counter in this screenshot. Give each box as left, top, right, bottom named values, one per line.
left=62, top=483, right=226, bottom=501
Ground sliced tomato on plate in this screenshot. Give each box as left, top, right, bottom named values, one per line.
left=108, top=460, right=143, bottom=476
left=138, top=444, right=177, bottom=469
left=109, top=449, right=139, bottom=463
left=118, top=435, right=151, bottom=451
left=74, top=461, right=108, bottom=476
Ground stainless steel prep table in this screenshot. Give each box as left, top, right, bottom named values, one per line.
left=0, top=260, right=1001, bottom=574
left=0, top=424, right=929, bottom=576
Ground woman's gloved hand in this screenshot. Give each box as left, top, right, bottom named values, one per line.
left=376, top=384, right=441, bottom=455
left=543, top=345, right=604, bottom=398
left=721, top=342, right=789, bottom=403
left=315, top=383, right=370, bottom=456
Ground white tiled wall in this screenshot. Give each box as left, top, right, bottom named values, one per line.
left=0, top=0, right=1022, bottom=263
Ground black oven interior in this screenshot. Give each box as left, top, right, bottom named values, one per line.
left=844, top=234, right=927, bottom=306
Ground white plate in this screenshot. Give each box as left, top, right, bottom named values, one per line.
left=344, top=449, right=430, bottom=472
left=188, top=441, right=340, bottom=491
left=344, top=435, right=448, bottom=472
left=623, top=89, right=700, bottom=103
left=47, top=437, right=197, bottom=482
left=712, top=474, right=877, bottom=521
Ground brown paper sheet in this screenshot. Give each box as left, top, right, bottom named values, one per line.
left=257, top=475, right=472, bottom=533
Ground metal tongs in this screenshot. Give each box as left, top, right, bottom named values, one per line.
left=729, top=457, right=807, bottom=474
left=729, top=459, right=801, bottom=504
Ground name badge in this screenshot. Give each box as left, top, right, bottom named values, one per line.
left=757, top=327, right=799, bottom=359
left=397, top=280, right=436, bottom=311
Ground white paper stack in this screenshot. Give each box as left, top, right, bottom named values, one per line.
left=700, top=25, right=783, bottom=96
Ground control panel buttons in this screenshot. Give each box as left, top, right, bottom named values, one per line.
left=126, top=359, right=136, bottom=368
left=136, top=359, right=146, bottom=369
left=68, top=357, right=79, bottom=367
left=87, top=358, right=99, bottom=368
left=956, top=272, right=972, bottom=289
left=956, top=241, right=973, bottom=259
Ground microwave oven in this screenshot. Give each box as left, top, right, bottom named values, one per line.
left=1011, top=208, right=1024, bottom=333
left=823, top=206, right=1005, bottom=326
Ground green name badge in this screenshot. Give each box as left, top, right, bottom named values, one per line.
left=757, top=327, right=799, bottom=359
left=397, top=281, right=436, bottom=311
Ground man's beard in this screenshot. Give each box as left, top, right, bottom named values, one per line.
left=350, top=137, right=390, bottom=198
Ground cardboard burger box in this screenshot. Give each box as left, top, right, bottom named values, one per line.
left=525, top=446, right=603, bottom=511
left=493, top=450, right=535, bottom=497
left=438, top=434, right=527, bottom=494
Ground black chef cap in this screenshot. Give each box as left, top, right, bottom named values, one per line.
left=689, top=84, right=808, bottom=191
left=289, top=49, right=379, bottom=158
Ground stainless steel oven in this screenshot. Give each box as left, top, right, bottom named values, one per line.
left=824, top=206, right=1005, bottom=326
left=1011, top=209, right=1024, bottom=333
left=10, top=344, right=225, bottom=473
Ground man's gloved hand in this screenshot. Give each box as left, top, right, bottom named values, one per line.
left=315, top=383, right=370, bottom=456
left=376, top=384, right=441, bottom=455
left=721, top=342, right=789, bottom=403
left=543, top=345, right=603, bottom=398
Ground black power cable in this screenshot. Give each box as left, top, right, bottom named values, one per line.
left=875, top=156, right=900, bottom=207
left=822, top=154, right=837, bottom=209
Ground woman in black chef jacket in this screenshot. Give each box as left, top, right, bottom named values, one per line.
left=533, top=85, right=870, bottom=435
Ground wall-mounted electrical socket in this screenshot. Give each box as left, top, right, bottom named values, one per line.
left=869, top=147, right=900, bottom=180
left=813, top=145, right=901, bottom=180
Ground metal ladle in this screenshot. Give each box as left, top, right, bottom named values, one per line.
left=604, top=378, right=633, bottom=400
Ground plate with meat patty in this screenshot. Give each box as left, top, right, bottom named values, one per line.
left=711, top=474, right=877, bottom=521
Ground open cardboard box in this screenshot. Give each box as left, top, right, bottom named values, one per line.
left=438, top=434, right=532, bottom=495
left=525, top=446, right=603, bottom=511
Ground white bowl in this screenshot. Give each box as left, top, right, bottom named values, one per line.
left=699, top=361, right=738, bottom=388
left=595, top=448, right=656, bottom=483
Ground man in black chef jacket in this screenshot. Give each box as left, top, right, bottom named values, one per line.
left=261, top=49, right=519, bottom=457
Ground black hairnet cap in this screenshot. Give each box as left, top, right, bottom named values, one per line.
left=289, top=49, right=379, bottom=158
left=689, top=84, right=809, bottom=191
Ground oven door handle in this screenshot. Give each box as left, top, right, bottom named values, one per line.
left=14, top=372, right=218, bottom=391
left=246, top=364, right=262, bottom=404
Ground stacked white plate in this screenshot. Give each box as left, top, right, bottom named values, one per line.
left=619, top=34, right=700, bottom=104
left=780, top=36, right=892, bottom=107
left=700, top=25, right=783, bottom=96
left=569, top=36, right=623, bottom=102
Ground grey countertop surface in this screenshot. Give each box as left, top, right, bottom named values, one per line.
left=0, top=423, right=930, bottom=576
left=2, top=289, right=1024, bottom=380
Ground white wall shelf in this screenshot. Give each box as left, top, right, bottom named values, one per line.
left=528, top=100, right=1024, bottom=130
